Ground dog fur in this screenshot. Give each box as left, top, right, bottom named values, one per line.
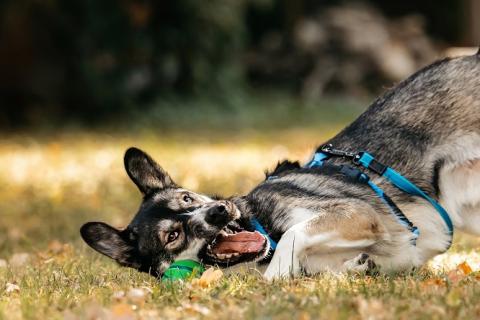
left=80, top=147, right=239, bottom=276
left=81, top=52, right=480, bottom=280
left=236, top=52, right=480, bottom=279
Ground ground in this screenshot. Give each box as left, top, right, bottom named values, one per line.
left=1, top=98, right=480, bottom=319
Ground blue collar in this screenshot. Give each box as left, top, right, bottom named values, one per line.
left=251, top=218, right=277, bottom=250
left=307, top=144, right=453, bottom=248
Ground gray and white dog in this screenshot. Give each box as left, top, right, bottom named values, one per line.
left=82, top=51, right=480, bottom=280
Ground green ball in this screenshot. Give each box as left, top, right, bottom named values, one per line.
left=162, top=259, right=205, bottom=281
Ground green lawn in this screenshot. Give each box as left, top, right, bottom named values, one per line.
left=2, top=99, right=480, bottom=319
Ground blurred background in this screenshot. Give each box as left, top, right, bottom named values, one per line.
left=1, top=0, right=479, bottom=128
left=0, top=0, right=479, bottom=254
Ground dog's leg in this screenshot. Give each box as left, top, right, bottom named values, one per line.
left=343, top=253, right=377, bottom=274
left=264, top=201, right=389, bottom=280
left=263, top=221, right=310, bottom=280
left=440, top=159, right=480, bottom=235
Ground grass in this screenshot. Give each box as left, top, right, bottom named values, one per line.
left=1, top=96, right=480, bottom=319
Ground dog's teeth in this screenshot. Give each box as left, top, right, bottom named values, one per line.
left=231, top=253, right=240, bottom=257
left=219, top=230, right=229, bottom=237
left=214, top=253, right=235, bottom=260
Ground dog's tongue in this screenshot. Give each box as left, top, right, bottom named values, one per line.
left=211, top=231, right=265, bottom=254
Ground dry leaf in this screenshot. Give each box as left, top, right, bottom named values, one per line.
left=298, top=311, right=311, bottom=320
left=457, top=261, right=473, bottom=275
left=5, top=283, right=20, bottom=294
left=110, top=303, right=135, bottom=320
left=421, top=278, right=446, bottom=288
left=47, top=240, right=65, bottom=254
left=192, top=267, right=224, bottom=287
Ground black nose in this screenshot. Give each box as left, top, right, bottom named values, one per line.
left=205, top=205, right=229, bottom=226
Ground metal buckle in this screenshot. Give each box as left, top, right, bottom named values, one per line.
left=320, top=144, right=357, bottom=159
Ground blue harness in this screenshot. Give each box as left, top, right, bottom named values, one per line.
left=251, top=218, right=277, bottom=250
left=252, top=144, right=454, bottom=250
left=307, top=144, right=453, bottom=247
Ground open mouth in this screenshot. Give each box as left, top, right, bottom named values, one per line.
left=204, top=223, right=271, bottom=265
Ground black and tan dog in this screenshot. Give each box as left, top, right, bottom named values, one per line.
left=80, top=147, right=238, bottom=276
left=82, top=50, right=480, bottom=280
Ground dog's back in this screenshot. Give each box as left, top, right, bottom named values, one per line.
left=245, top=52, right=480, bottom=279
left=328, top=53, right=480, bottom=236
left=330, top=53, right=480, bottom=179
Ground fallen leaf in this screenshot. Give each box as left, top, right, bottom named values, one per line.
left=47, top=240, right=65, bottom=254
left=457, top=261, right=473, bottom=275
left=5, top=283, right=20, bottom=294
left=193, top=267, right=223, bottom=287
left=420, top=277, right=446, bottom=288
left=298, top=311, right=311, bottom=320
left=110, top=303, right=135, bottom=320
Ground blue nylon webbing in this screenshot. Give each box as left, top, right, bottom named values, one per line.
left=251, top=218, right=277, bottom=250
left=356, top=152, right=453, bottom=237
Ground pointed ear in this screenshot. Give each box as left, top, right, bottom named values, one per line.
left=80, top=222, right=139, bottom=268
left=124, top=147, right=175, bottom=195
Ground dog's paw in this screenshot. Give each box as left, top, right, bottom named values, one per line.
left=263, top=268, right=290, bottom=281
left=263, top=264, right=297, bottom=281
left=344, top=253, right=378, bottom=274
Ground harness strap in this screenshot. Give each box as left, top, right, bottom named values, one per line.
left=319, top=162, right=419, bottom=244
left=312, top=144, right=453, bottom=248
left=254, top=145, right=453, bottom=252
left=354, top=152, right=453, bottom=237
left=251, top=218, right=278, bottom=250
left=366, top=179, right=419, bottom=240
left=306, top=152, right=329, bottom=168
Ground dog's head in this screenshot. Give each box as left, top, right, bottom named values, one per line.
left=194, top=204, right=272, bottom=267
left=80, top=147, right=245, bottom=276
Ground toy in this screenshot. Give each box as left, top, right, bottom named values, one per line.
left=162, top=259, right=205, bottom=281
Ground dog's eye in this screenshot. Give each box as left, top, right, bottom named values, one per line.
left=182, top=194, right=193, bottom=204
left=167, top=231, right=179, bottom=243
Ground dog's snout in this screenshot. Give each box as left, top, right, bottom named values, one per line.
left=205, top=204, right=230, bottom=226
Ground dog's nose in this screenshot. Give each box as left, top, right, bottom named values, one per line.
left=205, top=204, right=229, bottom=226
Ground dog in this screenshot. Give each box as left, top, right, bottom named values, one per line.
left=82, top=50, right=480, bottom=280
left=80, top=147, right=237, bottom=276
